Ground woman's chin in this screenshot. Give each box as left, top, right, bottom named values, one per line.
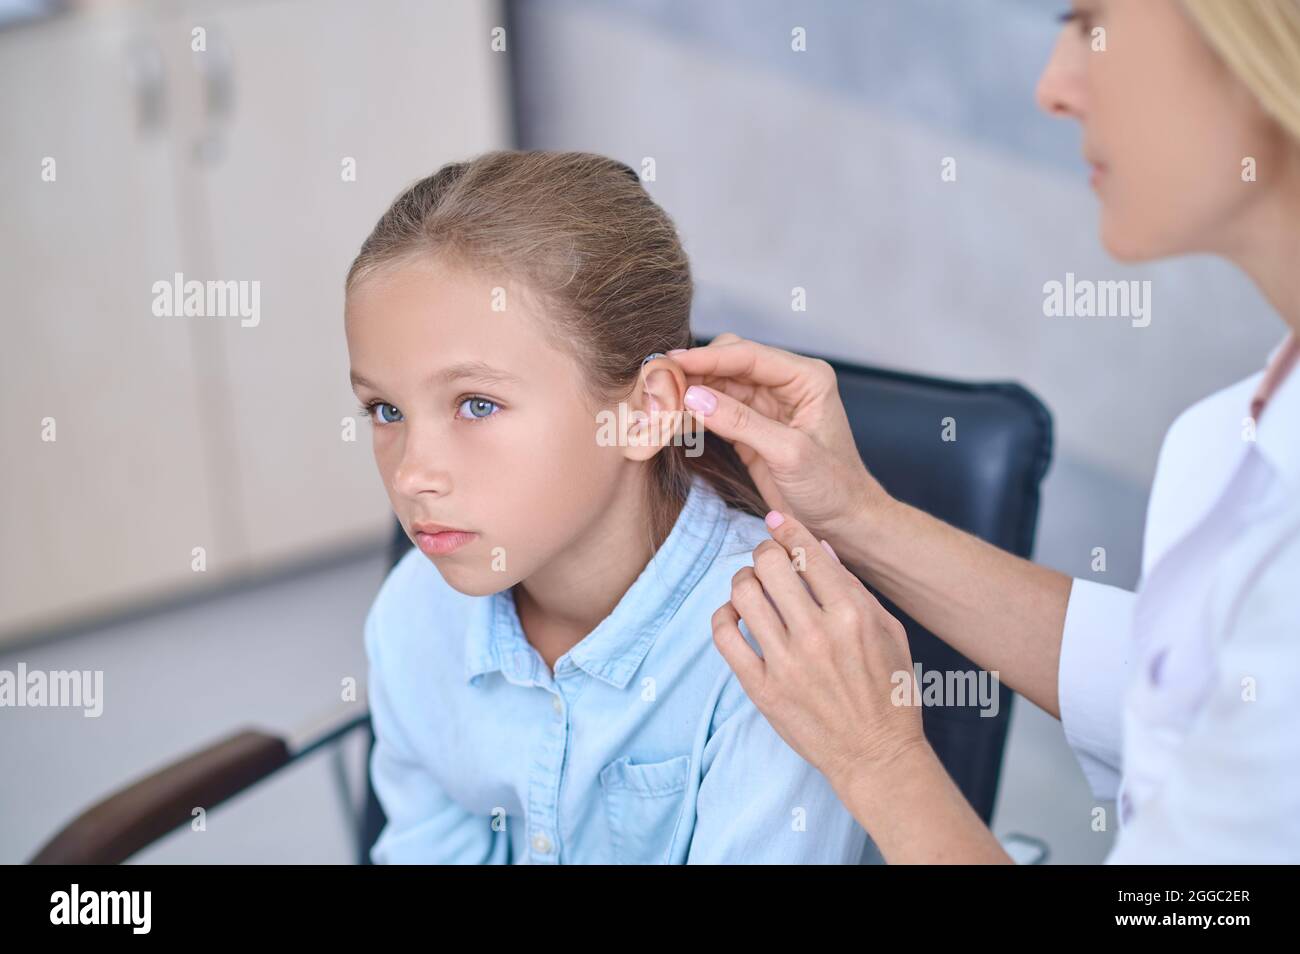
left=1099, top=219, right=1165, bottom=264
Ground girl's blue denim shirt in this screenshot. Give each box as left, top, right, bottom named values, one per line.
left=365, top=473, right=872, bottom=864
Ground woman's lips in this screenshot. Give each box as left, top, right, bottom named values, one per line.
left=415, top=530, right=477, bottom=556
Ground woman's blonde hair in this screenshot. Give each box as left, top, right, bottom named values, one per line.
left=345, top=150, right=769, bottom=550
left=1183, top=0, right=1300, bottom=143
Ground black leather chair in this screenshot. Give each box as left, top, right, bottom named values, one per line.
left=30, top=341, right=1052, bottom=865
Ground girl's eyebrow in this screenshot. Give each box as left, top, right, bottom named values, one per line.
left=350, top=360, right=521, bottom=393
left=435, top=360, right=523, bottom=386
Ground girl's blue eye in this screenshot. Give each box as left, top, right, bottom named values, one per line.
left=457, top=396, right=499, bottom=421
left=361, top=401, right=403, bottom=425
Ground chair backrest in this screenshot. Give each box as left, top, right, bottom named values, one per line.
left=360, top=345, right=1053, bottom=861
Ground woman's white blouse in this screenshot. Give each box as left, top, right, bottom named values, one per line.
left=1058, top=334, right=1300, bottom=862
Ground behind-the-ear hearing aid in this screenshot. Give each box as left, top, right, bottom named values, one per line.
left=640, top=353, right=667, bottom=417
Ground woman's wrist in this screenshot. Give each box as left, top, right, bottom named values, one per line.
left=828, top=477, right=906, bottom=576
left=834, top=739, right=1013, bottom=864
left=830, top=737, right=938, bottom=823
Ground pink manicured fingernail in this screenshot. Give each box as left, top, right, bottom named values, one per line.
left=821, top=539, right=841, bottom=564
left=668, top=348, right=687, bottom=355
left=765, top=510, right=785, bottom=529
left=684, top=385, right=717, bottom=415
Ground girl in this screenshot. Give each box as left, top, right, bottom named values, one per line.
left=344, top=150, right=870, bottom=864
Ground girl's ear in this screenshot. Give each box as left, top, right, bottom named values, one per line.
left=620, top=357, right=686, bottom=461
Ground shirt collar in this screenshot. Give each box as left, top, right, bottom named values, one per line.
left=464, top=473, right=730, bottom=689
left=1250, top=332, right=1300, bottom=487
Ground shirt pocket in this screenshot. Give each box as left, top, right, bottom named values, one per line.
left=598, top=754, right=692, bottom=865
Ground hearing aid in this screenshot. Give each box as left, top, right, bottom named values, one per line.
left=640, top=353, right=667, bottom=415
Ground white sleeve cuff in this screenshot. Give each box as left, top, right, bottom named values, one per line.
left=1058, top=577, right=1137, bottom=801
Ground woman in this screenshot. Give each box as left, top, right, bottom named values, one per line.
left=671, top=0, right=1300, bottom=862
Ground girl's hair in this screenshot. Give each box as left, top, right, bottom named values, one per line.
left=1182, top=0, right=1300, bottom=144
left=345, top=150, right=768, bottom=550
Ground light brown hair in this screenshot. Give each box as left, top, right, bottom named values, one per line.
left=345, top=149, right=768, bottom=551
left=1182, top=0, right=1300, bottom=145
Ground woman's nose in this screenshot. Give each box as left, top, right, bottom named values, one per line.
left=1034, top=33, right=1085, bottom=120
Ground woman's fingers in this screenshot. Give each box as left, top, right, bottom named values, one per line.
left=750, top=540, right=820, bottom=633
left=762, top=510, right=874, bottom=612
left=710, top=600, right=766, bottom=692
left=727, top=511, right=873, bottom=669
left=729, top=563, right=793, bottom=651
left=672, top=337, right=813, bottom=391
left=683, top=381, right=803, bottom=470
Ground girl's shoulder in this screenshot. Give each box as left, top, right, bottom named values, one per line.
left=677, top=502, right=769, bottom=616
left=685, top=504, right=779, bottom=728
left=712, top=504, right=771, bottom=568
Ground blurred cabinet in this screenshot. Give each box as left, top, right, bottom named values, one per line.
left=0, top=0, right=511, bottom=644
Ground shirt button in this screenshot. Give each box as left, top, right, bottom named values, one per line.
left=532, top=832, right=553, bottom=854
left=1120, top=791, right=1134, bottom=824
left=551, top=695, right=563, bottom=714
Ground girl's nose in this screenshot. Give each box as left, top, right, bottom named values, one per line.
left=392, top=428, right=450, bottom=499
left=1035, top=32, right=1086, bottom=121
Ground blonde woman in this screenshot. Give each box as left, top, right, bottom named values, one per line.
left=676, top=0, right=1300, bottom=862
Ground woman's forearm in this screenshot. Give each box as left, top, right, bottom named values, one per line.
left=831, top=495, right=1071, bottom=718
left=836, top=742, right=1013, bottom=864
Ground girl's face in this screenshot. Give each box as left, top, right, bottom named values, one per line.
left=1035, top=0, right=1294, bottom=261
left=345, top=259, right=646, bottom=597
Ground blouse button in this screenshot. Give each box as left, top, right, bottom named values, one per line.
left=532, top=832, right=553, bottom=854
left=552, top=695, right=563, bottom=714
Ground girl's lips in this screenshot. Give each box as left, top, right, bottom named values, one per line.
left=415, top=530, right=477, bottom=556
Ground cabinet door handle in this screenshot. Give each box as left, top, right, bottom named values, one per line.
left=125, top=36, right=167, bottom=135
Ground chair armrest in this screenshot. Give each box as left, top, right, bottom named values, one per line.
left=29, top=728, right=291, bottom=864
left=30, top=701, right=373, bottom=865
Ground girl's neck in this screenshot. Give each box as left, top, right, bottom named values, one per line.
left=513, top=473, right=685, bottom=672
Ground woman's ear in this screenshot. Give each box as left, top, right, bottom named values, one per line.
left=621, top=356, right=686, bottom=461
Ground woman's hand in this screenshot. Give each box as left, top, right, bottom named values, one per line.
left=713, top=509, right=1014, bottom=863
left=711, top=509, right=927, bottom=793
left=671, top=334, right=888, bottom=547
